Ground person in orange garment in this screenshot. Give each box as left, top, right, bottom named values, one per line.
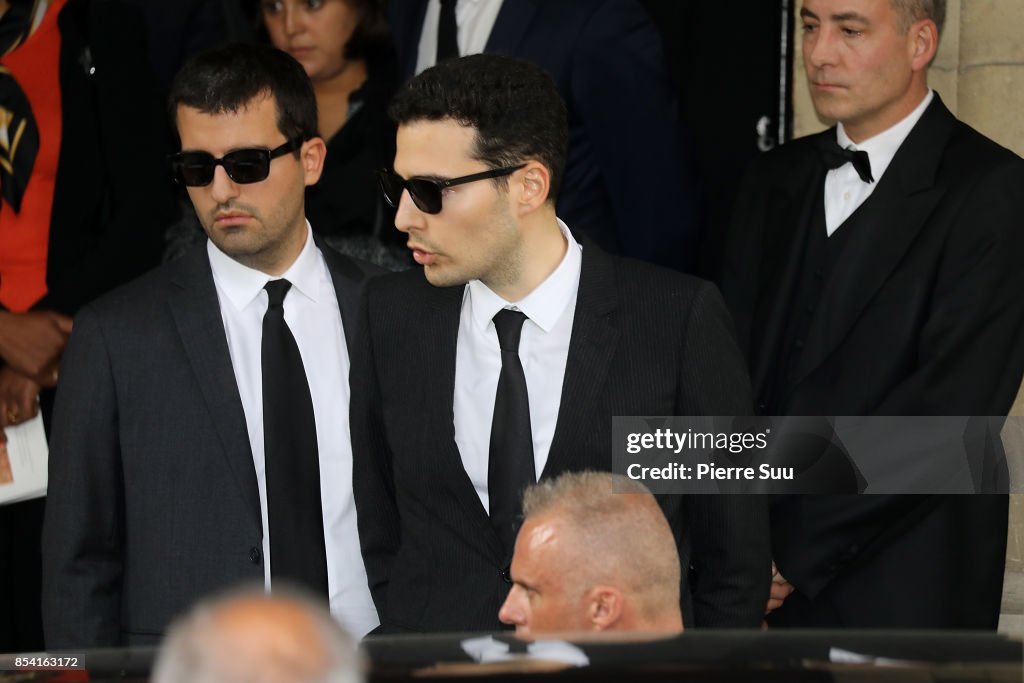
left=0, top=0, right=173, bottom=652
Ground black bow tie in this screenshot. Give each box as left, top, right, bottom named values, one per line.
left=818, top=137, right=874, bottom=184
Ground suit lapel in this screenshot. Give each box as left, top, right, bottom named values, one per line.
left=750, top=145, right=826, bottom=394
left=544, top=240, right=620, bottom=477
left=485, top=0, right=540, bottom=54
left=419, top=282, right=505, bottom=561
left=317, top=238, right=369, bottom=354
left=793, top=98, right=953, bottom=385
left=166, top=247, right=262, bottom=531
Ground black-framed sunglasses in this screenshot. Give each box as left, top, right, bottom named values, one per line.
left=169, top=139, right=303, bottom=187
left=377, top=164, right=526, bottom=214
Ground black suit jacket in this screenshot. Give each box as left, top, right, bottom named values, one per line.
left=41, top=241, right=380, bottom=648
left=388, top=0, right=700, bottom=271
left=721, top=95, right=1024, bottom=627
left=352, top=239, right=770, bottom=632
left=39, top=0, right=174, bottom=316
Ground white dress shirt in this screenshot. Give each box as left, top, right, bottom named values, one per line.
left=415, top=0, right=504, bottom=74
left=824, top=90, right=933, bottom=236
left=207, top=223, right=379, bottom=638
left=453, top=219, right=582, bottom=512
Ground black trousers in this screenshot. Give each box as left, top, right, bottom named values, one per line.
left=0, top=497, right=45, bottom=653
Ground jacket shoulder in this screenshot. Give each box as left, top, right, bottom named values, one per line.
left=610, top=254, right=716, bottom=304
left=943, top=118, right=1024, bottom=173
left=77, top=256, right=190, bottom=324
left=366, top=267, right=444, bottom=302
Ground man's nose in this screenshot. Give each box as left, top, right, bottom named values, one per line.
left=394, top=189, right=426, bottom=234
left=498, top=588, right=525, bottom=626
left=209, top=165, right=240, bottom=205
left=805, top=26, right=839, bottom=69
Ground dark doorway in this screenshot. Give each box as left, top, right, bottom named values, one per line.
left=640, top=0, right=795, bottom=280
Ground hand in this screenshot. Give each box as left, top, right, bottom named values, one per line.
left=0, top=366, right=41, bottom=430
left=765, top=561, right=795, bottom=615
left=0, top=310, right=72, bottom=382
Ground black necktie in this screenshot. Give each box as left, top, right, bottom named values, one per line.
left=488, top=309, right=535, bottom=555
left=262, top=279, right=329, bottom=597
left=437, top=0, right=460, bottom=63
left=818, top=137, right=874, bottom=183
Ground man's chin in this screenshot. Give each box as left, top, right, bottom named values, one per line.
left=208, top=231, right=259, bottom=254
left=513, top=626, right=533, bottom=640
left=808, top=95, right=847, bottom=123
left=422, top=264, right=469, bottom=289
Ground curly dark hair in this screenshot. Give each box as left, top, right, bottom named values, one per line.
left=388, top=53, right=568, bottom=199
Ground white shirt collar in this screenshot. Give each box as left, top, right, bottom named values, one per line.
left=467, top=218, right=582, bottom=334
left=207, top=221, right=321, bottom=311
left=836, top=89, right=934, bottom=183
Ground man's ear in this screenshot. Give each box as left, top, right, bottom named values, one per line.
left=909, top=18, right=939, bottom=72
left=515, top=161, right=551, bottom=216
left=301, top=137, right=327, bottom=186
left=586, top=586, right=624, bottom=631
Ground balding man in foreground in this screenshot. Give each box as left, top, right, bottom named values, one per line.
left=499, top=472, right=683, bottom=637
left=152, top=586, right=362, bottom=683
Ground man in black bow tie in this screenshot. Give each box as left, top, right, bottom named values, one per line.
left=721, top=0, right=1024, bottom=628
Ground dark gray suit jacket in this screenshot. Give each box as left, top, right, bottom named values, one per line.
left=41, top=241, right=380, bottom=648
left=352, top=239, right=770, bottom=633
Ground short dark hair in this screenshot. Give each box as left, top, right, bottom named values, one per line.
left=168, top=43, right=318, bottom=146
left=388, top=54, right=568, bottom=199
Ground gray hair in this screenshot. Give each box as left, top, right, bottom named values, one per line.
left=891, top=0, right=946, bottom=34
left=521, top=471, right=681, bottom=621
left=151, top=584, right=363, bottom=683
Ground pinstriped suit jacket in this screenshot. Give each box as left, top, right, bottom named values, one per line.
left=352, top=238, right=770, bottom=632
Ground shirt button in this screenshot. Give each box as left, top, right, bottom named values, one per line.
left=249, top=547, right=262, bottom=565
left=794, top=340, right=805, bottom=350
left=843, top=191, right=851, bottom=201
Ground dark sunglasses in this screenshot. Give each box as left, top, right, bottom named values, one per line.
left=169, top=139, right=303, bottom=187
left=377, top=164, right=526, bottom=214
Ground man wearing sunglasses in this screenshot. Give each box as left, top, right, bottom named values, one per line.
left=42, top=43, right=381, bottom=648
left=351, top=54, right=769, bottom=634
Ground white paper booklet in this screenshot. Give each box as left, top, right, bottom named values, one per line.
left=0, top=413, right=48, bottom=504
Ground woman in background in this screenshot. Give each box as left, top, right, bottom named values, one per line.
left=260, top=0, right=406, bottom=268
